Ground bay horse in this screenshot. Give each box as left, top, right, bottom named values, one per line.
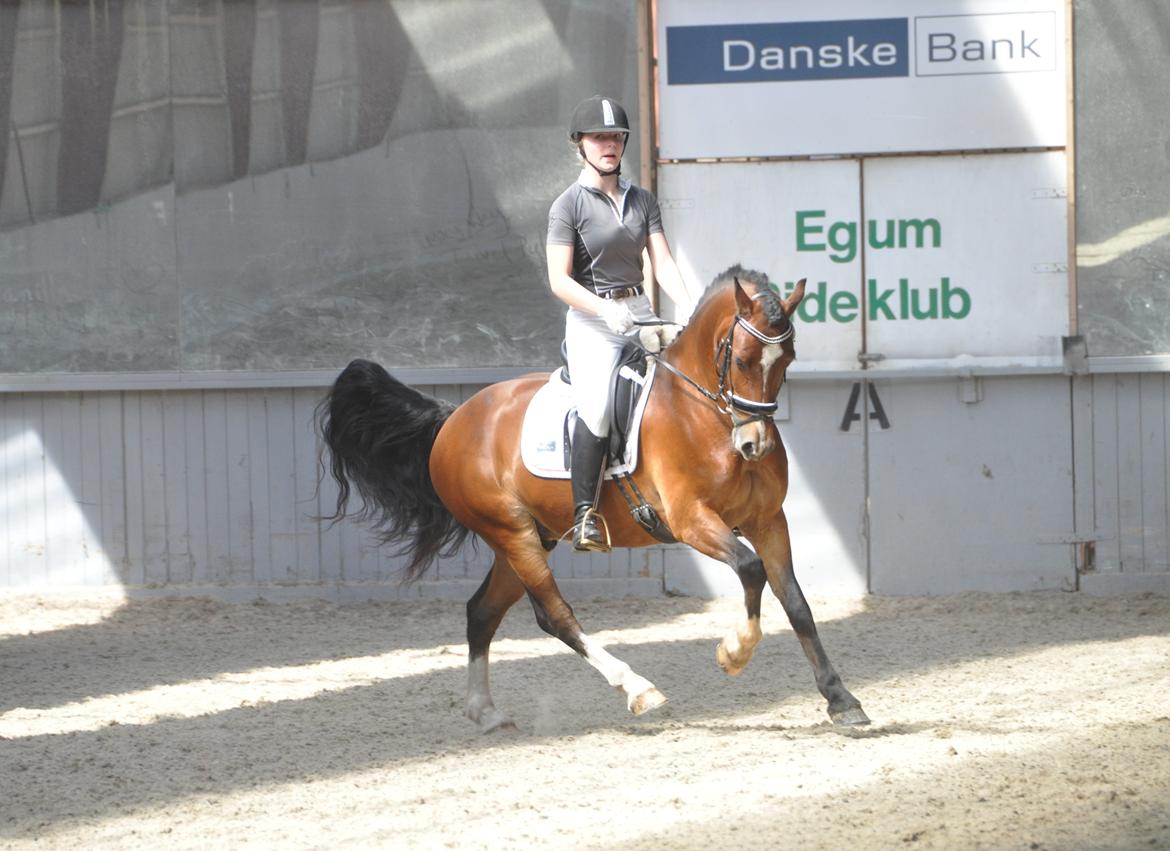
left=318, top=264, right=869, bottom=732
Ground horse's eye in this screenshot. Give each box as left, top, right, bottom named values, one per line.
left=734, top=356, right=747, bottom=370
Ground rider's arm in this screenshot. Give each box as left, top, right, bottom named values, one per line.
left=547, top=243, right=608, bottom=316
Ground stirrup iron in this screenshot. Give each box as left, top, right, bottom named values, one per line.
left=573, top=506, right=612, bottom=553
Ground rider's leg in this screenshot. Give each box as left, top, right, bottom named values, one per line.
left=564, top=306, right=622, bottom=552
left=563, top=293, right=658, bottom=550
left=570, top=417, right=610, bottom=551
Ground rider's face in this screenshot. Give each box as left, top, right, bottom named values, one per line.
left=580, top=132, right=627, bottom=171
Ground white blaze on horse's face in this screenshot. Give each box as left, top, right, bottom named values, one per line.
left=730, top=348, right=781, bottom=461
left=726, top=284, right=797, bottom=462
left=760, top=342, right=784, bottom=375
left=731, top=335, right=792, bottom=461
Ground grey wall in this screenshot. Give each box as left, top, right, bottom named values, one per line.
left=866, top=376, right=1076, bottom=594
left=0, top=0, right=641, bottom=375
left=1074, top=0, right=1170, bottom=357
left=4, top=1, right=1170, bottom=600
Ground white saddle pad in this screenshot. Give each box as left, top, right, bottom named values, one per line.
left=520, top=362, right=656, bottom=480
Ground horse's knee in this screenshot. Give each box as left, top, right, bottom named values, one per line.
left=734, top=543, right=767, bottom=616
left=735, top=551, right=766, bottom=589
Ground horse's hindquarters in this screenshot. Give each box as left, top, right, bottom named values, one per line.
left=428, top=375, right=561, bottom=536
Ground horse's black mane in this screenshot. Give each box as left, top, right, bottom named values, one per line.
left=705, top=263, right=788, bottom=331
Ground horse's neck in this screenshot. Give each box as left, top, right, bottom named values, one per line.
left=663, top=295, right=726, bottom=380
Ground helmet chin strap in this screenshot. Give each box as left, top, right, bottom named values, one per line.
left=589, top=159, right=621, bottom=177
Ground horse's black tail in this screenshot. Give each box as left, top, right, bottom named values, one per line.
left=316, top=358, right=470, bottom=581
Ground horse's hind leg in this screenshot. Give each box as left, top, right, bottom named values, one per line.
left=717, top=539, right=767, bottom=676
left=466, top=557, right=525, bottom=733
left=509, top=542, right=667, bottom=716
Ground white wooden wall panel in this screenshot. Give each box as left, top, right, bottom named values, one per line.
left=141, top=394, right=170, bottom=586
left=14, top=372, right=1170, bottom=597
left=0, top=384, right=660, bottom=598
left=240, top=392, right=267, bottom=584
left=1138, top=374, right=1169, bottom=568
left=1079, top=373, right=1170, bottom=578
left=161, top=394, right=190, bottom=585
left=97, top=394, right=128, bottom=583
left=40, top=396, right=74, bottom=582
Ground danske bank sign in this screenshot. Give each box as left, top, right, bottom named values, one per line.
left=666, top=13, right=1057, bottom=85
left=667, top=18, right=909, bottom=84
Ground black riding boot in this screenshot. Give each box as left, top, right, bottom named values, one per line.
left=570, top=418, right=610, bottom=552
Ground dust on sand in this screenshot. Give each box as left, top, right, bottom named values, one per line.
left=2, top=590, right=1168, bottom=849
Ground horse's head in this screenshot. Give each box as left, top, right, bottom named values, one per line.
left=675, top=265, right=805, bottom=461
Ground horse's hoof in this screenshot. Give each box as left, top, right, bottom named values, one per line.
left=629, top=687, right=668, bottom=716
left=470, top=706, right=517, bottom=734
left=830, top=706, right=871, bottom=726
left=716, top=642, right=746, bottom=676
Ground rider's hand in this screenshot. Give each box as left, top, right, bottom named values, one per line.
left=638, top=324, right=681, bottom=353
left=599, top=301, right=636, bottom=334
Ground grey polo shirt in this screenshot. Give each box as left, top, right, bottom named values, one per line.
left=547, top=174, right=664, bottom=296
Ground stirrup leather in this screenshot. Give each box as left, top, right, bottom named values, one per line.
left=573, top=507, right=612, bottom=553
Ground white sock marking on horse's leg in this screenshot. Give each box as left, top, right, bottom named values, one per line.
left=466, top=654, right=513, bottom=731
left=718, top=615, right=762, bottom=674
left=579, top=634, right=663, bottom=713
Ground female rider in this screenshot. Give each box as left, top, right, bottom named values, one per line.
left=546, top=95, right=694, bottom=552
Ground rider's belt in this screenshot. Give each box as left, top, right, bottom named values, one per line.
left=598, top=286, right=643, bottom=300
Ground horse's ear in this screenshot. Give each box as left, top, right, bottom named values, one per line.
left=782, top=278, right=807, bottom=317
left=733, top=278, right=753, bottom=317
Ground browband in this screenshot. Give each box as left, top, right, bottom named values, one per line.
left=736, top=315, right=794, bottom=345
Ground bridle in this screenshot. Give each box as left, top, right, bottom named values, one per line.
left=646, top=301, right=793, bottom=427
left=716, top=313, right=794, bottom=425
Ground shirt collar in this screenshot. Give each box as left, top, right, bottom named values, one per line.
left=577, top=171, right=631, bottom=192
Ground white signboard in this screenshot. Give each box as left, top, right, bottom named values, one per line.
left=862, top=153, right=1069, bottom=369
left=658, top=152, right=1068, bottom=371
left=659, top=159, right=863, bottom=373
left=657, top=0, right=1068, bottom=159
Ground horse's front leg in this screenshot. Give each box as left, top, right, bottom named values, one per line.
left=716, top=539, right=768, bottom=676
left=668, top=510, right=767, bottom=676
left=744, top=511, right=870, bottom=726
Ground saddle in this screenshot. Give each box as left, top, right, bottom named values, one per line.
left=519, top=342, right=675, bottom=543
left=522, top=341, right=652, bottom=479
left=562, top=340, right=648, bottom=462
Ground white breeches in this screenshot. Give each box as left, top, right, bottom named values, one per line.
left=564, top=294, right=658, bottom=437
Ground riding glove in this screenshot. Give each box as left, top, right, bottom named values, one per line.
left=599, top=301, right=636, bottom=334
left=637, top=324, right=681, bottom=353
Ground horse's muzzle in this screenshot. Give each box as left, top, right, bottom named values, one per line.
left=732, top=421, right=775, bottom=461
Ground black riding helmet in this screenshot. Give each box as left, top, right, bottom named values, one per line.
left=568, top=95, right=630, bottom=142
left=570, top=95, right=629, bottom=176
